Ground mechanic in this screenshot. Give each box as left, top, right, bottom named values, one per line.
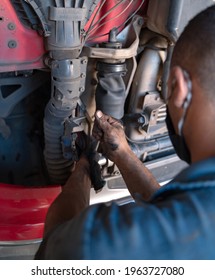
left=35, top=5, right=215, bottom=259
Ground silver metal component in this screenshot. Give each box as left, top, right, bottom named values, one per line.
left=124, top=31, right=168, bottom=142
left=129, top=48, right=163, bottom=113
left=98, top=155, right=114, bottom=168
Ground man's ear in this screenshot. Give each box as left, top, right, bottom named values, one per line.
left=169, top=66, right=189, bottom=108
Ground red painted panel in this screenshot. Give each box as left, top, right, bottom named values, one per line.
left=0, top=183, right=61, bottom=241
left=0, top=0, right=45, bottom=72
left=85, top=0, right=148, bottom=43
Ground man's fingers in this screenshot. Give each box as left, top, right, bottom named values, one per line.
left=96, top=110, right=123, bottom=129
left=95, top=110, right=109, bottom=126
left=93, top=110, right=124, bottom=142
left=94, top=110, right=112, bottom=132
left=92, top=117, right=103, bottom=140
left=96, top=110, right=103, bottom=119
left=95, top=110, right=122, bottom=129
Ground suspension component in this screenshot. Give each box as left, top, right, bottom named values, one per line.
left=44, top=57, right=87, bottom=184
left=95, top=28, right=127, bottom=119
left=32, top=0, right=100, bottom=185
left=83, top=15, right=143, bottom=120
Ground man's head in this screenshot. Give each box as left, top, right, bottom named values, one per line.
left=171, top=5, right=215, bottom=96
left=167, top=5, right=215, bottom=163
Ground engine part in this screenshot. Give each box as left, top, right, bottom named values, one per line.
left=96, top=135, right=174, bottom=180
left=125, top=34, right=168, bottom=142
left=129, top=135, right=173, bottom=161
left=128, top=44, right=165, bottom=113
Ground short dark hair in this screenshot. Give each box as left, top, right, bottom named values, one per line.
left=171, top=5, right=215, bottom=96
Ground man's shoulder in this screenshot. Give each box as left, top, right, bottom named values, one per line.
left=35, top=183, right=215, bottom=259
left=171, top=157, right=215, bottom=184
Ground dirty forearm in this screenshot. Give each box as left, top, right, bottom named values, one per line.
left=93, top=110, right=160, bottom=201
left=114, top=148, right=160, bottom=201
left=44, top=162, right=91, bottom=236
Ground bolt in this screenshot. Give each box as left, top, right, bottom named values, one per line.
left=52, top=62, right=59, bottom=69
left=8, top=22, right=16, bottom=30
left=55, top=90, right=63, bottom=101
left=80, top=73, right=86, bottom=78
left=47, top=59, right=52, bottom=67
left=79, top=87, right=85, bottom=92
left=138, top=115, right=146, bottom=125
left=81, top=59, right=87, bottom=64
left=56, top=94, right=62, bottom=101
left=142, top=152, right=147, bottom=161
left=8, top=40, right=17, bottom=48
left=109, top=28, right=118, bottom=43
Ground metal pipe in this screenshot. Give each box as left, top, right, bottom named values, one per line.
left=128, top=47, right=162, bottom=113
left=98, top=135, right=173, bottom=166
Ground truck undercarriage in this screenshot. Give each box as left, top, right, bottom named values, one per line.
left=0, top=0, right=214, bottom=257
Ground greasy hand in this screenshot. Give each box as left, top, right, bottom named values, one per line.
left=44, top=155, right=91, bottom=236
left=92, top=110, right=131, bottom=162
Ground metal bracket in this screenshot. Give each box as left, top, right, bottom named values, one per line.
left=82, top=15, right=144, bottom=60
left=65, top=116, right=85, bottom=133
left=140, top=92, right=167, bottom=136
left=0, top=71, right=49, bottom=118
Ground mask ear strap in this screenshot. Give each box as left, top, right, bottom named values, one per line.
left=178, top=71, right=192, bottom=136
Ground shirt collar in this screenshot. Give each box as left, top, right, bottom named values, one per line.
left=151, top=157, right=215, bottom=201
left=172, top=157, right=215, bottom=183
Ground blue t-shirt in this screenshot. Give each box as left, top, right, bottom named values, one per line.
left=35, top=157, right=215, bottom=259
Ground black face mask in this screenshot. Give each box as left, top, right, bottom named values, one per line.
left=165, top=71, right=192, bottom=164
left=165, top=108, right=191, bottom=164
